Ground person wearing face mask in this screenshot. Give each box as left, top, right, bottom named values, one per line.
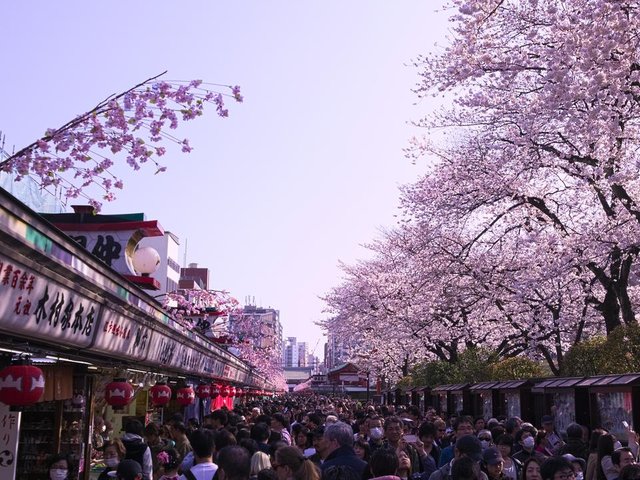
left=48, top=453, right=73, bottom=480
left=478, top=431, right=494, bottom=451
left=563, top=454, right=587, bottom=480
left=99, top=440, right=127, bottom=480
left=513, top=431, right=546, bottom=464
left=369, top=417, right=385, bottom=452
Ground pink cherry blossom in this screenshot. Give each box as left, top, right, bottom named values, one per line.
left=0, top=71, right=243, bottom=211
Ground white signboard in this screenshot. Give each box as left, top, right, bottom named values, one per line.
left=0, top=253, right=98, bottom=348
left=0, top=404, right=20, bottom=480
left=91, top=309, right=152, bottom=361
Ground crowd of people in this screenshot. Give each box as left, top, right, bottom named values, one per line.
left=54, top=395, right=640, bottom=480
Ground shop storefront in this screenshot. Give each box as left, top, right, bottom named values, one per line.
left=0, top=188, right=270, bottom=480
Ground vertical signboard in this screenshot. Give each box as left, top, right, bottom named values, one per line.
left=0, top=405, right=20, bottom=480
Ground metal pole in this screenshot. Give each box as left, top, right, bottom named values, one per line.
left=366, top=371, right=370, bottom=403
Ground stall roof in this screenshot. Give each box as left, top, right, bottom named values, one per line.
left=494, top=380, right=530, bottom=390
left=433, top=383, right=469, bottom=392
left=576, top=374, right=640, bottom=387
left=470, top=381, right=499, bottom=391
left=409, top=385, right=428, bottom=392
left=533, top=377, right=584, bottom=391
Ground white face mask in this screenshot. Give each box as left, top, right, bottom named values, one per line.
left=481, top=440, right=491, bottom=449
left=370, top=427, right=383, bottom=440
left=50, top=469, right=68, bottom=480
left=523, top=436, right=535, bottom=449
left=105, top=458, right=119, bottom=468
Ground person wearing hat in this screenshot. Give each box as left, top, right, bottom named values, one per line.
left=482, top=448, right=508, bottom=480
left=428, top=435, right=488, bottom=480
left=563, top=454, right=587, bottom=480
left=108, top=459, right=143, bottom=480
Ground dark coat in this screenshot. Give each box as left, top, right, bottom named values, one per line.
left=321, top=445, right=368, bottom=477
left=558, top=439, right=589, bottom=461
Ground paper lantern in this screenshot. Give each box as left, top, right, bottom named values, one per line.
left=211, top=384, right=220, bottom=399
left=105, top=378, right=134, bottom=408
left=176, top=386, right=195, bottom=406
left=196, top=383, right=211, bottom=399
left=220, top=385, right=229, bottom=398
left=149, top=382, right=172, bottom=407
left=0, top=364, right=45, bottom=406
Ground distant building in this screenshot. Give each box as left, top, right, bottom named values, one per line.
left=325, top=331, right=353, bottom=370
left=179, top=262, right=209, bottom=290
left=283, top=337, right=309, bottom=367
left=284, top=366, right=314, bottom=392
left=230, top=304, right=283, bottom=362
left=307, top=354, right=320, bottom=373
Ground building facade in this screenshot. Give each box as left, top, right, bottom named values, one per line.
left=283, top=337, right=309, bottom=368
left=324, top=331, right=353, bottom=370
left=230, top=304, right=283, bottom=363
left=179, top=263, right=209, bottom=290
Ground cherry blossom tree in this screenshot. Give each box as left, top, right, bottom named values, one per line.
left=324, top=0, right=640, bottom=377
left=411, top=0, right=640, bottom=333
left=164, top=289, right=286, bottom=390
left=0, top=71, right=243, bottom=211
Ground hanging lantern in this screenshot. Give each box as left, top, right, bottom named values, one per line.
left=196, top=383, right=211, bottom=399
left=176, top=386, right=195, bottom=406
left=149, top=382, right=172, bottom=407
left=211, top=384, right=220, bottom=399
left=105, top=378, right=134, bottom=409
left=220, top=384, right=229, bottom=398
left=0, top=362, right=45, bottom=407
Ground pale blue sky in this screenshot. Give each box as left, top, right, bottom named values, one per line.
left=1, top=1, right=449, bottom=357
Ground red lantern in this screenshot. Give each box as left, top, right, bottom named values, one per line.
left=220, top=385, right=229, bottom=398
left=0, top=364, right=45, bottom=406
left=211, top=384, right=220, bottom=399
left=105, top=378, right=134, bottom=409
left=196, top=383, right=211, bottom=399
left=176, top=386, right=195, bottom=406
left=149, top=382, right=172, bottom=407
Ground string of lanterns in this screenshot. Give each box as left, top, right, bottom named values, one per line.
left=104, top=378, right=267, bottom=409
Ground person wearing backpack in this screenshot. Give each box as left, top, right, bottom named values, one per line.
left=121, top=420, right=153, bottom=480
left=179, top=429, right=218, bottom=480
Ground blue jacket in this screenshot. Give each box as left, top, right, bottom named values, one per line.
left=321, top=445, right=368, bottom=477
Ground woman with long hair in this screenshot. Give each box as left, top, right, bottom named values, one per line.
left=273, top=445, right=320, bottom=480
left=586, top=430, right=606, bottom=480
left=597, top=434, right=619, bottom=480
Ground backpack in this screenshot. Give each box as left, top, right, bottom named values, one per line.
left=183, top=469, right=218, bottom=480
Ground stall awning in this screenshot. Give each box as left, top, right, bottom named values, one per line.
left=576, top=374, right=640, bottom=387
left=532, top=377, right=584, bottom=392
left=470, top=381, right=499, bottom=391
left=494, top=380, right=530, bottom=390
left=433, top=383, right=469, bottom=392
